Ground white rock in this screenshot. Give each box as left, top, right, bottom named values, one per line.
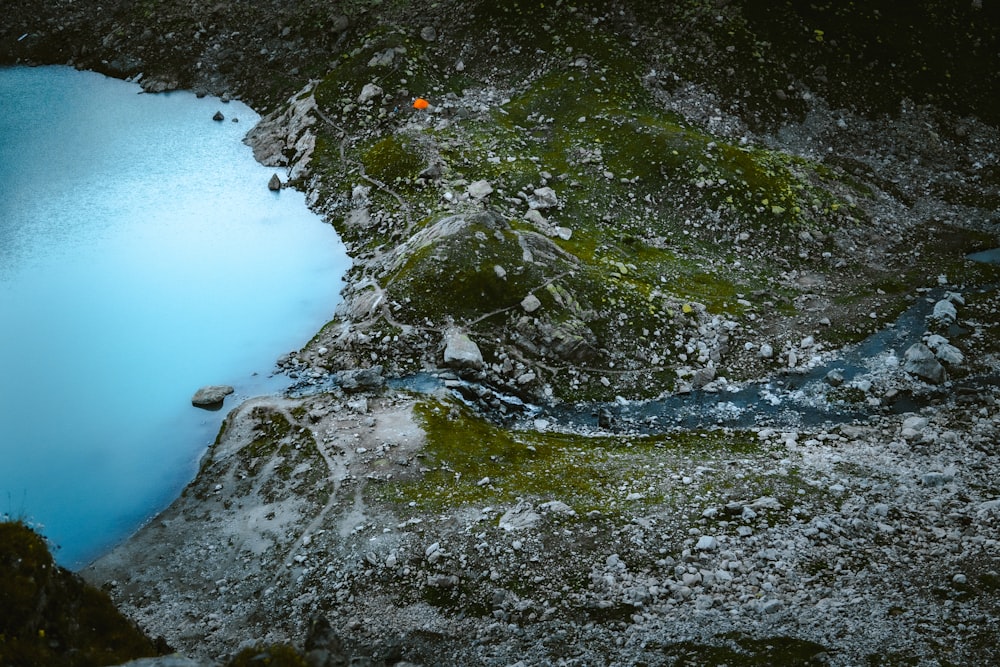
left=524, top=209, right=547, bottom=226
left=521, top=293, right=542, bottom=313
left=443, top=329, right=484, bottom=370
left=696, top=535, right=719, bottom=551
left=930, top=299, right=958, bottom=325
left=758, top=343, right=774, bottom=359
left=499, top=501, right=540, bottom=531
left=529, top=186, right=560, bottom=210
left=761, top=599, right=783, bottom=614
left=467, top=179, right=494, bottom=199
left=357, top=82, right=383, bottom=103
left=539, top=500, right=575, bottom=515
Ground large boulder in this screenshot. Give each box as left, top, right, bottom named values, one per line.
left=443, top=329, right=484, bottom=370
left=191, top=385, right=234, bottom=408
left=903, top=343, right=946, bottom=384
left=335, top=366, right=385, bottom=393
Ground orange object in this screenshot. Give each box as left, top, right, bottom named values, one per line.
left=412, top=97, right=429, bottom=110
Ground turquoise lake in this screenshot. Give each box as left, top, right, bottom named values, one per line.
left=0, top=66, right=348, bottom=568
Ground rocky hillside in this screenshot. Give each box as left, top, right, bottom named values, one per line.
left=0, top=521, right=161, bottom=666
left=4, top=1, right=1000, bottom=665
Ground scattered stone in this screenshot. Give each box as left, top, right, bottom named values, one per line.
left=467, top=179, right=493, bottom=199
left=825, top=370, right=844, bottom=387
left=268, top=173, right=282, bottom=191
left=761, top=599, right=784, bottom=614
left=357, top=82, right=383, bottom=104
left=521, top=294, right=542, bottom=313
left=691, top=366, right=716, bottom=389
left=499, top=501, right=540, bottom=531
left=528, top=187, right=559, bottom=210
left=420, top=26, right=437, bottom=42
left=921, top=471, right=954, bottom=487
left=696, top=535, right=719, bottom=551
left=191, top=385, right=234, bottom=408
left=212, top=110, right=224, bottom=121
left=758, top=343, right=774, bottom=359
left=901, top=415, right=929, bottom=440
left=930, top=299, right=958, bottom=325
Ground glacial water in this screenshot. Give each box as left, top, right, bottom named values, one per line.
left=0, top=66, right=348, bottom=568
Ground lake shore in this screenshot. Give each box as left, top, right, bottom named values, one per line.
left=6, top=1, right=1000, bottom=664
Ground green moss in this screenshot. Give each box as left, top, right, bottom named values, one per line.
left=378, top=399, right=760, bottom=515
left=361, top=134, right=424, bottom=183
left=226, top=644, right=308, bottom=667
left=0, top=521, right=159, bottom=667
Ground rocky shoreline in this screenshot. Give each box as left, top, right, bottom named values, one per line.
left=5, top=1, right=1000, bottom=665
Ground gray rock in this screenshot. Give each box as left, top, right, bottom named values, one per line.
left=696, top=535, right=719, bottom=551
left=335, top=366, right=385, bottom=392
left=443, top=330, right=484, bottom=370
left=691, top=366, right=716, bottom=389
left=825, top=369, right=844, bottom=387
left=900, top=415, right=928, bottom=440
left=934, top=342, right=964, bottom=366
left=529, top=186, right=559, bottom=210
left=212, top=110, right=224, bottom=121
left=516, top=371, right=536, bottom=385
left=758, top=343, right=774, bottom=359
left=427, top=574, right=459, bottom=588
left=118, top=657, right=210, bottom=667
left=921, top=471, right=954, bottom=487
left=499, top=501, right=540, bottom=531
left=357, top=82, right=383, bottom=104
left=524, top=209, right=547, bottom=227
left=420, top=26, right=437, bottom=41
left=367, top=48, right=397, bottom=68
left=521, top=293, right=542, bottom=313
left=761, top=599, right=784, bottom=614
left=930, top=299, right=958, bottom=325
left=191, top=385, right=234, bottom=408
left=903, top=343, right=946, bottom=384
left=467, top=179, right=493, bottom=199
left=267, top=173, right=282, bottom=191
left=539, top=500, right=575, bottom=515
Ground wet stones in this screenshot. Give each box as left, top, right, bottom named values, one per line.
left=903, top=343, right=946, bottom=384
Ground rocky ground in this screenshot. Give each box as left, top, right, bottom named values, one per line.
left=5, top=1, right=1000, bottom=665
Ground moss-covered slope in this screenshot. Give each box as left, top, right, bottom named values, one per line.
left=0, top=521, right=160, bottom=667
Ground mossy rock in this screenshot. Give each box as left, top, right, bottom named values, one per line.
left=0, top=521, right=159, bottom=667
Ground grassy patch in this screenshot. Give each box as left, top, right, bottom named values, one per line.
left=377, top=398, right=762, bottom=516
